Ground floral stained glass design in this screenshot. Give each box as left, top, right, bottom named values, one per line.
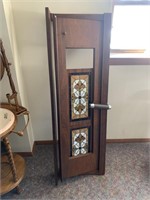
left=71, top=128, right=89, bottom=157
left=71, top=74, right=89, bottom=120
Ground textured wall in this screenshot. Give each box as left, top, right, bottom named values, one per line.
left=107, top=65, right=150, bottom=139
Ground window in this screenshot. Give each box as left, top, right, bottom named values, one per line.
left=110, top=0, right=150, bottom=65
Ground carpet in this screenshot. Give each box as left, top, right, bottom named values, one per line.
left=1, top=143, right=150, bottom=200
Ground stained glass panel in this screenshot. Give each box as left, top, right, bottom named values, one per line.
left=70, top=74, right=89, bottom=120
left=71, top=128, right=89, bottom=157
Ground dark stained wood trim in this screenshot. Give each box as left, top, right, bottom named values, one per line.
left=16, top=138, right=150, bottom=157
left=17, top=152, right=33, bottom=157
left=16, top=141, right=36, bottom=157
left=107, top=138, right=150, bottom=143
left=98, top=13, right=112, bottom=175
left=16, top=141, right=52, bottom=157
left=35, top=139, right=150, bottom=144
left=45, top=9, right=57, bottom=149
left=53, top=14, right=62, bottom=183
left=110, top=58, right=150, bottom=65
left=45, top=7, right=59, bottom=185
left=35, top=140, right=58, bottom=145
left=51, top=14, right=104, bottom=21
left=53, top=14, right=65, bottom=181
left=35, top=140, right=54, bottom=145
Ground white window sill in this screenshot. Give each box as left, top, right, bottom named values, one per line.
left=109, top=53, right=150, bottom=65
left=110, top=52, right=150, bottom=59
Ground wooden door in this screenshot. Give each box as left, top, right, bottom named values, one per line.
left=45, top=9, right=111, bottom=181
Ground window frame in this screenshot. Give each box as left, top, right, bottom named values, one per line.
left=110, top=0, right=150, bottom=65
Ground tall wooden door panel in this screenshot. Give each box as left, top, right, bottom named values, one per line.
left=45, top=9, right=111, bottom=182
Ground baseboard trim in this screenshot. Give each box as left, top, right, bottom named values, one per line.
left=16, top=138, right=150, bottom=157
left=16, top=141, right=53, bottom=157
left=35, top=139, right=150, bottom=145
left=107, top=138, right=150, bottom=143
left=17, top=152, right=33, bottom=157
left=16, top=141, right=36, bottom=157
left=35, top=140, right=54, bottom=145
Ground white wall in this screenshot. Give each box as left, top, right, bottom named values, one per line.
left=10, top=0, right=112, bottom=143
left=107, top=65, right=150, bottom=139
left=1, top=0, right=34, bottom=152
left=0, top=1, right=18, bottom=101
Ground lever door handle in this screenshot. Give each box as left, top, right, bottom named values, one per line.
left=90, top=103, right=111, bottom=110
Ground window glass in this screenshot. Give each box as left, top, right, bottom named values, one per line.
left=66, top=49, right=94, bottom=69
left=111, top=5, right=150, bottom=54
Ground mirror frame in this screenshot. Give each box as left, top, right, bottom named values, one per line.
left=0, top=52, right=5, bottom=80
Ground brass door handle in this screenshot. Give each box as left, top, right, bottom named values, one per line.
left=90, top=103, right=111, bottom=110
